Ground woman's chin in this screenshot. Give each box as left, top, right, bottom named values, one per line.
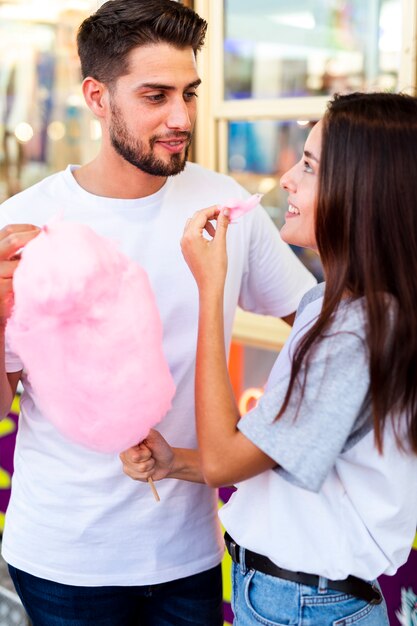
left=279, top=224, right=299, bottom=247
left=280, top=224, right=317, bottom=250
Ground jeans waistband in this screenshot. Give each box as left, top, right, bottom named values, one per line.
left=224, top=532, right=382, bottom=605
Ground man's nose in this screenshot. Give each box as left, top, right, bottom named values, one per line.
left=166, top=99, right=192, bottom=130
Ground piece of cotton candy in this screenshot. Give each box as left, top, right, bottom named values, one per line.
left=219, top=193, right=264, bottom=223
left=7, top=222, right=176, bottom=454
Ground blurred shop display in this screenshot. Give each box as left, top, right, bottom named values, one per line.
left=0, top=0, right=102, bottom=202
left=224, top=0, right=401, bottom=100
left=0, top=395, right=29, bottom=625
left=224, top=0, right=401, bottom=280
left=0, top=395, right=20, bottom=532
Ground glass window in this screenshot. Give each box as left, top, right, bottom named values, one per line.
left=0, top=0, right=194, bottom=202
left=0, top=1, right=101, bottom=202
left=224, top=0, right=402, bottom=99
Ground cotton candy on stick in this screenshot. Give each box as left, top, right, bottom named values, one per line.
left=219, top=193, right=264, bottom=223
left=7, top=222, right=176, bottom=500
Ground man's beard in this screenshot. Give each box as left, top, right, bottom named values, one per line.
left=109, top=101, right=191, bottom=177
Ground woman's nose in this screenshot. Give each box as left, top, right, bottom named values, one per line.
left=280, top=167, right=296, bottom=192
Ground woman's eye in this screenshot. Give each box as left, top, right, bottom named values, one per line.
left=303, top=161, right=313, bottom=173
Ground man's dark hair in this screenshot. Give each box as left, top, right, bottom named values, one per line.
left=77, top=0, right=207, bottom=84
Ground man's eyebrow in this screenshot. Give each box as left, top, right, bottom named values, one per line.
left=304, top=150, right=319, bottom=163
left=137, top=79, right=202, bottom=91
left=186, top=79, right=202, bottom=89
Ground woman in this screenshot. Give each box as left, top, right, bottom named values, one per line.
left=124, top=92, right=417, bottom=625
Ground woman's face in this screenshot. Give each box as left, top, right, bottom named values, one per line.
left=279, top=120, right=322, bottom=251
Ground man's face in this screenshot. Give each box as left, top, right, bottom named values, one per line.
left=107, top=43, right=200, bottom=177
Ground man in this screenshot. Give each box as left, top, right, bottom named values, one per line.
left=0, top=1, right=316, bottom=624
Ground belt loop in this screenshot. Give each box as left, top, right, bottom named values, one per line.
left=370, top=583, right=383, bottom=605
left=239, top=545, right=248, bottom=575
left=318, top=576, right=328, bottom=594
left=228, top=538, right=238, bottom=564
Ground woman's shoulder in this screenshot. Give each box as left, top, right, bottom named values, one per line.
left=296, top=283, right=368, bottom=335
left=296, top=283, right=325, bottom=318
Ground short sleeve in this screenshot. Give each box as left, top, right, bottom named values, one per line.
left=4, top=331, right=23, bottom=373
left=238, top=327, right=370, bottom=492
left=238, top=205, right=316, bottom=318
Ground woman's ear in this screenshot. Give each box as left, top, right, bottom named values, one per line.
left=82, top=77, right=109, bottom=119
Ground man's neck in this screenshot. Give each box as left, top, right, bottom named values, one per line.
left=73, top=152, right=167, bottom=199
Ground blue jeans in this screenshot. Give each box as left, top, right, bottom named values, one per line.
left=8, top=564, right=223, bottom=626
left=232, top=561, right=390, bottom=626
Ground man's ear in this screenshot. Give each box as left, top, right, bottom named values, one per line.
left=82, top=77, right=109, bottom=118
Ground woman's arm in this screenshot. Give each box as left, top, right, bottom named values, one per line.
left=181, top=207, right=276, bottom=487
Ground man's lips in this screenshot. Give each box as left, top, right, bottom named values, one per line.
left=155, top=138, right=188, bottom=154
left=153, top=133, right=191, bottom=154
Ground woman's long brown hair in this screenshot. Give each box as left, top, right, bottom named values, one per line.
left=278, top=92, right=417, bottom=452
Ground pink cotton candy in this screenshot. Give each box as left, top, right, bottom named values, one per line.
left=7, top=222, right=176, bottom=454
left=220, top=193, right=264, bottom=223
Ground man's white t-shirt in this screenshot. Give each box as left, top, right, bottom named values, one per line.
left=0, top=162, right=315, bottom=585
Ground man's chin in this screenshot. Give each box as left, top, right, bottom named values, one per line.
left=167, top=158, right=187, bottom=176
left=153, top=144, right=189, bottom=173
left=151, top=154, right=187, bottom=177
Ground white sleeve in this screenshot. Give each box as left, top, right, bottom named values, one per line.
left=0, top=209, right=23, bottom=372
left=4, top=331, right=23, bottom=373
left=239, top=205, right=317, bottom=318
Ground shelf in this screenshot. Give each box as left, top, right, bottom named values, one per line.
left=232, top=308, right=291, bottom=352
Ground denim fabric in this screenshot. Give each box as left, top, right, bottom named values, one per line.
left=231, top=561, right=390, bottom=626
left=8, top=564, right=223, bottom=626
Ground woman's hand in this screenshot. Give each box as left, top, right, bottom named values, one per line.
left=0, top=224, right=40, bottom=326
left=181, top=206, right=230, bottom=294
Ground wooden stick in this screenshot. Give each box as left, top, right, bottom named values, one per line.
left=148, top=477, right=160, bottom=502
